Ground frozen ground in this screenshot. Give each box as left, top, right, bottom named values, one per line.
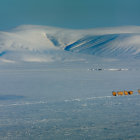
left=0, top=58, right=140, bottom=140
left=0, top=25, right=140, bottom=139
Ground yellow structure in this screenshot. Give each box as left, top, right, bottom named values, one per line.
left=128, top=91, right=133, bottom=95
left=112, top=91, right=117, bottom=96
left=112, top=90, right=135, bottom=96
left=138, top=89, right=140, bottom=94
left=117, top=91, right=123, bottom=96
left=124, top=90, right=128, bottom=95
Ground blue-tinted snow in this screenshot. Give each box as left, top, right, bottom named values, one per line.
left=0, top=58, right=140, bottom=139
left=0, top=26, right=140, bottom=139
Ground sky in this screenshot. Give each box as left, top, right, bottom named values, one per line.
left=0, top=0, right=140, bottom=30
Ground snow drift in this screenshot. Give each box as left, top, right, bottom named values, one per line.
left=0, top=25, right=140, bottom=62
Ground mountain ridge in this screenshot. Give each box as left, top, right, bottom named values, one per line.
left=0, top=25, right=140, bottom=62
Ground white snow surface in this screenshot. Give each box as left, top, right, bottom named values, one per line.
left=1, top=25, right=140, bottom=62
left=0, top=25, right=140, bottom=139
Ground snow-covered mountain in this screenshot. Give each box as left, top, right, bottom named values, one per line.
left=1, top=25, right=140, bottom=63
left=65, top=33, right=140, bottom=58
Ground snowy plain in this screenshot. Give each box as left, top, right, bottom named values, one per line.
left=0, top=25, right=140, bottom=139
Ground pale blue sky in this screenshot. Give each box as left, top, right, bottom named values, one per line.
left=0, top=0, right=140, bottom=30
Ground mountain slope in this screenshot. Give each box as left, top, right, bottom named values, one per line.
left=0, top=25, right=140, bottom=62
left=64, top=33, right=140, bottom=57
